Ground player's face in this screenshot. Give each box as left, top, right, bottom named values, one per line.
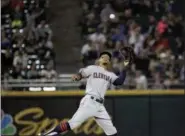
left=99, top=54, right=110, bottom=66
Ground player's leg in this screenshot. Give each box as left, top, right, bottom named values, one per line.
left=95, top=106, right=117, bottom=136
left=41, top=110, right=93, bottom=136
left=42, top=96, right=97, bottom=136
left=95, top=118, right=117, bottom=136
left=40, top=121, right=71, bottom=136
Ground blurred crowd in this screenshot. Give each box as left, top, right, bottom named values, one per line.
left=1, top=0, right=57, bottom=81
left=80, top=0, right=184, bottom=89
left=1, top=0, right=184, bottom=90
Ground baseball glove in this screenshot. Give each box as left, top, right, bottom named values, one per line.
left=119, top=46, right=135, bottom=67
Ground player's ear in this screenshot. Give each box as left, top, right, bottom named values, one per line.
left=95, top=59, right=100, bottom=65
left=108, top=61, right=113, bottom=71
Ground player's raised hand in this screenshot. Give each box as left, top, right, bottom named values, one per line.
left=119, top=46, right=135, bottom=69
left=71, top=74, right=82, bottom=81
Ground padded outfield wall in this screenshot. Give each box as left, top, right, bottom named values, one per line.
left=1, top=90, right=185, bottom=136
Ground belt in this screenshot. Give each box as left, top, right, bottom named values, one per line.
left=90, top=96, right=104, bottom=104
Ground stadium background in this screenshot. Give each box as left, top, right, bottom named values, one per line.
left=1, top=0, right=185, bottom=136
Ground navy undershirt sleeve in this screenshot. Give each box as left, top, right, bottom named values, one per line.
left=113, top=70, right=126, bottom=86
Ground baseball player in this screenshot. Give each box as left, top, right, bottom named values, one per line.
left=41, top=47, right=134, bottom=136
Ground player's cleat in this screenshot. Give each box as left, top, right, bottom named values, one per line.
left=38, top=132, right=59, bottom=136
left=38, top=132, right=60, bottom=136
left=38, top=127, right=60, bottom=136
left=39, top=122, right=71, bottom=136
left=111, top=134, right=117, bottom=136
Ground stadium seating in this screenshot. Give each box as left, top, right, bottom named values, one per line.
left=1, top=0, right=55, bottom=81
left=1, top=0, right=184, bottom=90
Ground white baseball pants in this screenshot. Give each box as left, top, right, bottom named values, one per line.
left=68, top=95, right=117, bottom=135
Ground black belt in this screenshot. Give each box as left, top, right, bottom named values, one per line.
left=90, top=96, right=104, bottom=104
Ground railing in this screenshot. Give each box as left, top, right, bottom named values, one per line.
left=1, top=74, right=184, bottom=91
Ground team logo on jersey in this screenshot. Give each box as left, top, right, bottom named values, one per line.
left=93, top=72, right=111, bottom=82
left=1, top=110, right=17, bottom=136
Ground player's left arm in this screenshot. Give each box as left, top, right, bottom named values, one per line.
left=112, top=46, right=135, bottom=85
left=112, top=60, right=130, bottom=85
left=112, top=70, right=127, bottom=86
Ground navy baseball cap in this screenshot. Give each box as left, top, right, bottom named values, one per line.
left=99, top=52, right=112, bottom=60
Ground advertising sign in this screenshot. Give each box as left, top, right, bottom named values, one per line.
left=2, top=91, right=185, bottom=136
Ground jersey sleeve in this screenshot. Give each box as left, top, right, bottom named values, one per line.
left=112, top=70, right=127, bottom=86
left=79, top=65, right=94, bottom=78
left=110, top=73, right=118, bottom=84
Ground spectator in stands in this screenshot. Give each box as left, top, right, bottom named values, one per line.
left=1, top=30, right=11, bottom=48
left=1, top=0, right=10, bottom=7
left=112, top=41, right=126, bottom=75
left=12, top=28, right=24, bottom=42
left=34, top=38, right=55, bottom=61
left=40, top=63, right=57, bottom=79
left=156, top=16, right=168, bottom=36
left=164, top=74, right=179, bottom=89
left=39, top=0, right=48, bottom=9
left=27, top=63, right=39, bottom=79
left=44, top=48, right=55, bottom=60
left=26, top=10, right=44, bottom=28
left=111, top=27, right=125, bottom=43
left=135, top=70, right=148, bottom=90
left=1, top=49, right=13, bottom=74
left=45, top=38, right=53, bottom=49
left=10, top=0, right=24, bottom=10
left=12, top=5, right=23, bottom=28
left=100, top=3, right=115, bottom=23
left=13, top=51, right=22, bottom=67
left=81, top=11, right=99, bottom=35
left=25, top=39, right=36, bottom=55
left=81, top=1, right=88, bottom=14
left=22, top=52, right=28, bottom=68
left=10, top=63, right=23, bottom=79
left=147, top=15, right=157, bottom=36
left=2, top=73, right=11, bottom=90
left=128, top=25, right=145, bottom=56
left=25, top=9, right=44, bottom=40
left=36, top=20, right=53, bottom=40
left=81, top=40, right=92, bottom=58
left=149, top=57, right=159, bottom=73
left=36, top=38, right=47, bottom=58
left=89, top=28, right=106, bottom=51
left=152, top=35, right=169, bottom=55
left=152, top=72, right=163, bottom=89
left=176, top=38, right=184, bottom=55
left=128, top=21, right=138, bottom=43
left=180, top=66, right=184, bottom=82
left=13, top=36, right=24, bottom=49
left=112, top=41, right=122, bottom=56
left=81, top=39, right=98, bottom=66
left=141, top=36, right=154, bottom=57
left=173, top=15, right=183, bottom=38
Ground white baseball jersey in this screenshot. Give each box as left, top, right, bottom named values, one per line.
left=44, top=65, right=119, bottom=136
left=79, top=65, right=118, bottom=98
